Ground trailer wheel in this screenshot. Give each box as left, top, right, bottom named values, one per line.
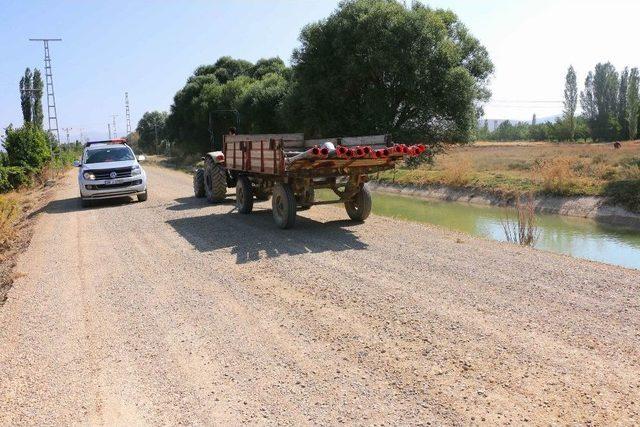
left=345, top=184, right=372, bottom=221
left=193, top=168, right=205, bottom=198
left=204, top=158, right=227, bottom=203
left=297, top=188, right=315, bottom=211
left=272, top=182, right=297, bottom=229
left=235, top=175, right=254, bottom=214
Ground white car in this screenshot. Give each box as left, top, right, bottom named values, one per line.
left=74, top=139, right=148, bottom=207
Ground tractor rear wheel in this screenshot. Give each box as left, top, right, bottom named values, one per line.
left=235, top=175, right=254, bottom=214
left=345, top=184, right=372, bottom=221
left=204, top=158, right=227, bottom=203
left=193, top=168, right=205, bottom=198
left=272, top=182, right=296, bottom=229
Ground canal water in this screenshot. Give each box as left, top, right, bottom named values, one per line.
left=361, top=191, right=640, bottom=270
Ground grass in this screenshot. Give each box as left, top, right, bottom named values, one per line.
left=375, top=140, right=640, bottom=212
left=0, top=193, right=20, bottom=251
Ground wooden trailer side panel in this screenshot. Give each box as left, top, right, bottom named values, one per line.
left=224, top=136, right=288, bottom=175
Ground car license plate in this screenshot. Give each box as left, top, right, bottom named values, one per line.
left=103, top=179, right=118, bottom=185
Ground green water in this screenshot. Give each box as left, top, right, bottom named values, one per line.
left=321, top=190, right=640, bottom=270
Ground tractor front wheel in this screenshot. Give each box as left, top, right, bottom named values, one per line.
left=204, top=158, right=227, bottom=203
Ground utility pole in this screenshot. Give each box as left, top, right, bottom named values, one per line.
left=111, top=114, right=119, bottom=138
left=125, top=92, right=131, bottom=137
left=62, top=127, right=72, bottom=144
left=29, top=38, right=61, bottom=145
left=108, top=123, right=112, bottom=139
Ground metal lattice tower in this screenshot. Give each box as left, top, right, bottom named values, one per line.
left=111, top=115, right=118, bottom=138
left=29, top=38, right=61, bottom=144
left=125, top=92, right=131, bottom=136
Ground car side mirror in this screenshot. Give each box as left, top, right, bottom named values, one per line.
left=73, top=160, right=81, bottom=167
left=137, top=155, right=146, bottom=162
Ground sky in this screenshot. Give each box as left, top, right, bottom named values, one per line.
left=1, top=0, right=640, bottom=141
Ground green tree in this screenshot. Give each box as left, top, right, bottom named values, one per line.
left=580, top=63, right=620, bottom=141
left=288, top=0, right=493, bottom=143
left=32, top=69, right=44, bottom=128
left=627, top=68, right=640, bottom=141
left=3, top=125, right=51, bottom=171
left=167, top=57, right=291, bottom=154
left=618, top=67, right=629, bottom=139
left=563, top=65, right=578, bottom=140
left=19, top=68, right=33, bottom=124
left=136, top=111, right=168, bottom=154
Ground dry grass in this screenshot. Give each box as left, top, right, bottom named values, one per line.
left=440, top=155, right=473, bottom=186
left=0, top=193, right=21, bottom=251
left=501, top=193, right=538, bottom=246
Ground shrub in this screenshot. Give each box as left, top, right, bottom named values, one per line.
left=605, top=179, right=640, bottom=213
left=3, top=124, right=51, bottom=170
left=0, top=166, right=31, bottom=192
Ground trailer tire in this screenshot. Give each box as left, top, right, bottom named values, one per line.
left=345, top=184, right=372, bottom=221
left=204, top=158, right=227, bottom=203
left=193, top=168, right=205, bottom=198
left=235, top=175, right=254, bottom=214
left=272, top=182, right=296, bottom=229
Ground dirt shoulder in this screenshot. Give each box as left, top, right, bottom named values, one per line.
left=0, top=182, right=60, bottom=305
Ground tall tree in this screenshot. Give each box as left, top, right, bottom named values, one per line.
left=19, top=68, right=33, bottom=124
left=627, top=68, right=640, bottom=141
left=618, top=67, right=629, bottom=139
left=32, top=69, right=44, bottom=128
left=563, top=65, right=578, bottom=141
left=580, top=63, right=619, bottom=141
left=288, top=0, right=494, bottom=143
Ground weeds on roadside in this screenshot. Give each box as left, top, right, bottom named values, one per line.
left=0, top=194, right=20, bottom=250
left=501, top=192, right=538, bottom=246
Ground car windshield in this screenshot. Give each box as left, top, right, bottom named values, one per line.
left=85, top=147, right=135, bottom=164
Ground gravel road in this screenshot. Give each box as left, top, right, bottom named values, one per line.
left=1, top=165, right=638, bottom=425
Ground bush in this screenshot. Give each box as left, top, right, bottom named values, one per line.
left=605, top=179, right=640, bottom=213
left=0, top=166, right=31, bottom=192
left=3, top=124, right=51, bottom=170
